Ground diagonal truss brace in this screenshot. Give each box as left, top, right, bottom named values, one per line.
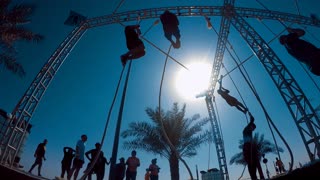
left=1, top=4, right=319, bottom=172
left=230, top=12, right=320, bottom=160
left=0, top=24, right=88, bottom=166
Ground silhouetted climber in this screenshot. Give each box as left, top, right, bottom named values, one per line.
left=217, top=84, right=247, bottom=114
left=28, top=139, right=48, bottom=176
left=279, top=27, right=320, bottom=76
left=60, top=147, right=75, bottom=179
left=120, top=25, right=146, bottom=66
left=160, top=10, right=181, bottom=49
left=242, top=113, right=259, bottom=180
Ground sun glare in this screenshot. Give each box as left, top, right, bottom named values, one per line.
left=175, top=62, right=212, bottom=100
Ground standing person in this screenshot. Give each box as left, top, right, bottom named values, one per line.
left=60, top=147, right=75, bottom=179
left=84, top=142, right=109, bottom=180
left=95, top=154, right=110, bottom=180
left=279, top=27, right=320, bottom=76
left=242, top=113, right=259, bottom=180
left=148, top=158, right=160, bottom=180
left=28, top=139, right=48, bottom=176
left=120, top=25, right=146, bottom=66
left=160, top=10, right=181, bottom=49
left=276, top=157, right=286, bottom=173
left=115, top=157, right=126, bottom=180
left=125, top=150, right=140, bottom=180
left=67, top=134, right=87, bottom=180
left=84, top=142, right=101, bottom=180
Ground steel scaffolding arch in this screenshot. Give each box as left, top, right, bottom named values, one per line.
left=0, top=2, right=319, bottom=180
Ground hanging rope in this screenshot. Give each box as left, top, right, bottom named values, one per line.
left=294, top=0, right=301, bottom=16
left=140, top=36, right=189, bottom=70
left=79, top=61, right=127, bottom=180
left=205, top=14, right=294, bottom=172
left=223, top=22, right=293, bottom=77
left=158, top=44, right=194, bottom=179
left=79, top=1, right=127, bottom=179
left=255, top=0, right=288, bottom=28
left=233, top=55, right=294, bottom=172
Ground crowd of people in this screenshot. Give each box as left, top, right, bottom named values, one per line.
left=28, top=135, right=160, bottom=180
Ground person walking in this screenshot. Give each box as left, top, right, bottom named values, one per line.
left=125, top=150, right=140, bottom=180
left=60, top=147, right=75, bottom=179
left=28, top=139, right=48, bottom=176
left=67, top=134, right=87, bottom=180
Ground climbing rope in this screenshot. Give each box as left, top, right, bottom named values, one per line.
left=158, top=44, right=194, bottom=179
left=205, top=14, right=294, bottom=172
left=80, top=0, right=127, bottom=179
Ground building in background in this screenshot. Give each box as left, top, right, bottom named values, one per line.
left=201, top=168, right=224, bottom=180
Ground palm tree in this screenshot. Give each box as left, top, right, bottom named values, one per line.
left=121, top=103, right=211, bottom=180
left=229, top=133, right=283, bottom=166
left=0, top=0, right=43, bottom=77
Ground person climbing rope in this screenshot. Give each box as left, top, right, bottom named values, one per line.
left=217, top=83, right=248, bottom=114
left=120, top=25, right=146, bottom=66
left=279, top=27, right=320, bottom=76
left=160, top=10, right=181, bottom=49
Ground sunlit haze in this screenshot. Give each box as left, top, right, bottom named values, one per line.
left=175, top=62, right=211, bottom=100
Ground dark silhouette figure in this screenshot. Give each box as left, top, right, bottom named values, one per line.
left=276, top=157, right=286, bottom=173
left=115, top=157, right=126, bottom=180
left=242, top=113, right=265, bottom=180
left=279, top=27, right=320, bottom=76
left=28, top=139, right=48, bottom=176
left=0, top=109, right=12, bottom=120
left=68, top=134, right=87, bottom=180
left=120, top=25, right=146, bottom=66
left=160, top=10, right=181, bottom=49
left=84, top=142, right=103, bottom=180
left=217, top=86, right=247, bottom=114
left=126, top=150, right=140, bottom=180
left=148, top=158, right=160, bottom=180
left=95, top=155, right=110, bottom=180
left=60, top=147, right=75, bottom=179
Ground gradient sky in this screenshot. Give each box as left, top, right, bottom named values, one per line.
left=1, top=0, right=320, bottom=180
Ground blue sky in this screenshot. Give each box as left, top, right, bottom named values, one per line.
left=1, top=0, right=320, bottom=179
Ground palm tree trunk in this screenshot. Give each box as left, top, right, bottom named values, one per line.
left=169, top=153, right=180, bottom=180
left=179, top=157, right=194, bottom=180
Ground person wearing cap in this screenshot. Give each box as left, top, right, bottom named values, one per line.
left=125, top=150, right=140, bottom=180
left=115, top=157, right=126, bottom=180
left=28, top=139, right=48, bottom=176
left=148, top=158, right=160, bottom=180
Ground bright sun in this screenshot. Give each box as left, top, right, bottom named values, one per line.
left=175, top=62, right=212, bottom=100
